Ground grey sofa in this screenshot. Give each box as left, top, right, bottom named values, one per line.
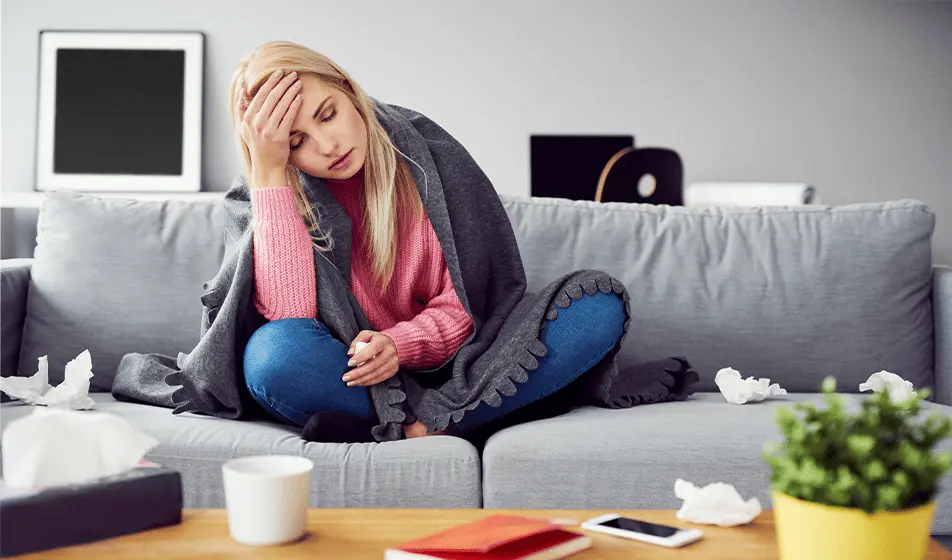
left=3, top=191, right=952, bottom=534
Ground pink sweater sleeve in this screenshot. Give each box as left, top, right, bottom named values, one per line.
left=250, top=186, right=317, bottom=321
left=381, top=265, right=473, bottom=370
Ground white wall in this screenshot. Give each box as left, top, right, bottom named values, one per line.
left=3, top=0, right=952, bottom=261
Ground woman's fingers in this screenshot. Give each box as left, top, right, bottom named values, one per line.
left=268, top=76, right=303, bottom=129
left=343, top=359, right=381, bottom=386
left=348, top=331, right=377, bottom=356
left=344, top=365, right=380, bottom=387
left=276, top=90, right=303, bottom=133
left=345, top=346, right=396, bottom=387
left=358, top=370, right=394, bottom=388
left=349, top=336, right=386, bottom=368
left=242, top=70, right=283, bottom=124
left=255, top=72, right=299, bottom=129
left=349, top=360, right=397, bottom=387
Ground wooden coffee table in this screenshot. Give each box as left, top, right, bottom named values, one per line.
left=12, top=508, right=952, bottom=559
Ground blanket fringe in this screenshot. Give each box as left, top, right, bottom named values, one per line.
left=401, top=271, right=634, bottom=436
left=370, top=380, right=409, bottom=441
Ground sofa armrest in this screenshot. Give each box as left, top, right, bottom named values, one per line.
left=1, top=258, right=32, bottom=378
left=934, top=266, right=952, bottom=405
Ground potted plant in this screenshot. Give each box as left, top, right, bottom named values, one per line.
left=763, top=376, right=952, bottom=560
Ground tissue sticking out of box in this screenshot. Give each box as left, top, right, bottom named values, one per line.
left=1, top=408, right=160, bottom=488
left=859, top=370, right=916, bottom=405
left=715, top=367, right=787, bottom=405
left=0, top=350, right=96, bottom=410
left=674, top=479, right=762, bottom=526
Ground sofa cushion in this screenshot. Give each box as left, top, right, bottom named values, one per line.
left=480, top=392, right=952, bottom=534
left=1, top=259, right=32, bottom=379
left=0, top=393, right=482, bottom=508
left=501, top=196, right=935, bottom=392
left=18, top=192, right=225, bottom=391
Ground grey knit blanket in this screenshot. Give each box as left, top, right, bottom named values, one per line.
left=112, top=101, right=695, bottom=442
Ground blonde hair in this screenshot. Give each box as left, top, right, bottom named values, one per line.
left=228, top=41, right=423, bottom=295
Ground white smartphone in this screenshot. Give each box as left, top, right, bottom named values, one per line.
left=580, top=513, right=703, bottom=548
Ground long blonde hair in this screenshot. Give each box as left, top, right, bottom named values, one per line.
left=228, top=41, right=423, bottom=295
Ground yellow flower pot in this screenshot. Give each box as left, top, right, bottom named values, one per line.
left=773, top=491, right=936, bottom=560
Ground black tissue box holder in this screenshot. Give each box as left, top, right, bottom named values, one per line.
left=0, top=466, right=182, bottom=557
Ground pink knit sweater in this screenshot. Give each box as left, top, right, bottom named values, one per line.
left=249, top=175, right=472, bottom=370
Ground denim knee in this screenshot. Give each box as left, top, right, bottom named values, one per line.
left=549, top=290, right=627, bottom=342
left=455, top=291, right=627, bottom=433
left=591, top=290, right=627, bottom=340
left=242, top=318, right=374, bottom=424
left=243, top=318, right=308, bottom=394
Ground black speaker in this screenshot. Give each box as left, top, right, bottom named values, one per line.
left=595, top=147, right=683, bottom=205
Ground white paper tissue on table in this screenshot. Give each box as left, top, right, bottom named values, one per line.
left=1, top=409, right=159, bottom=488
left=859, top=370, right=917, bottom=404
left=0, top=350, right=96, bottom=410
left=715, top=367, right=787, bottom=405
left=674, top=479, right=762, bottom=526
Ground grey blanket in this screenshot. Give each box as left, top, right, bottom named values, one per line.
left=112, top=102, right=691, bottom=442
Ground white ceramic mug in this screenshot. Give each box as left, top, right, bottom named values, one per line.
left=222, top=455, right=314, bottom=546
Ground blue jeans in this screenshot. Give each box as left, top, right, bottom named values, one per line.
left=243, top=290, right=626, bottom=431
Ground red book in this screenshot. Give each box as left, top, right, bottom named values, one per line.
left=384, top=515, right=593, bottom=560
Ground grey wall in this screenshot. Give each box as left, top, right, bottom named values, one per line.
left=3, top=1, right=951, bottom=262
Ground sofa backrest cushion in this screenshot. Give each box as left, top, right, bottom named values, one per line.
left=19, top=190, right=936, bottom=396
left=501, top=195, right=935, bottom=393
left=19, top=191, right=225, bottom=391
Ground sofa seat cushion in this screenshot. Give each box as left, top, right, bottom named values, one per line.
left=481, top=392, right=952, bottom=534
left=0, top=394, right=481, bottom=508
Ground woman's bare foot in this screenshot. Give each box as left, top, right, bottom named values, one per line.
left=402, top=420, right=448, bottom=439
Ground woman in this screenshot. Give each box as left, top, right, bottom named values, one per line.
left=112, top=41, right=696, bottom=443
left=230, top=41, right=630, bottom=440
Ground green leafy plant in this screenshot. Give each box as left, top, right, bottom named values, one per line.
left=763, top=376, right=952, bottom=513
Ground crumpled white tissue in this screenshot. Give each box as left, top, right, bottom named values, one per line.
left=0, top=356, right=51, bottom=404
left=715, top=367, right=787, bottom=405
left=0, top=350, right=96, bottom=410
left=351, top=341, right=373, bottom=366
left=674, top=479, right=762, bottom=526
left=1, top=408, right=159, bottom=488
left=859, top=370, right=916, bottom=405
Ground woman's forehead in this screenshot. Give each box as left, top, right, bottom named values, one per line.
left=243, top=69, right=333, bottom=95
left=299, top=74, right=336, bottom=96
